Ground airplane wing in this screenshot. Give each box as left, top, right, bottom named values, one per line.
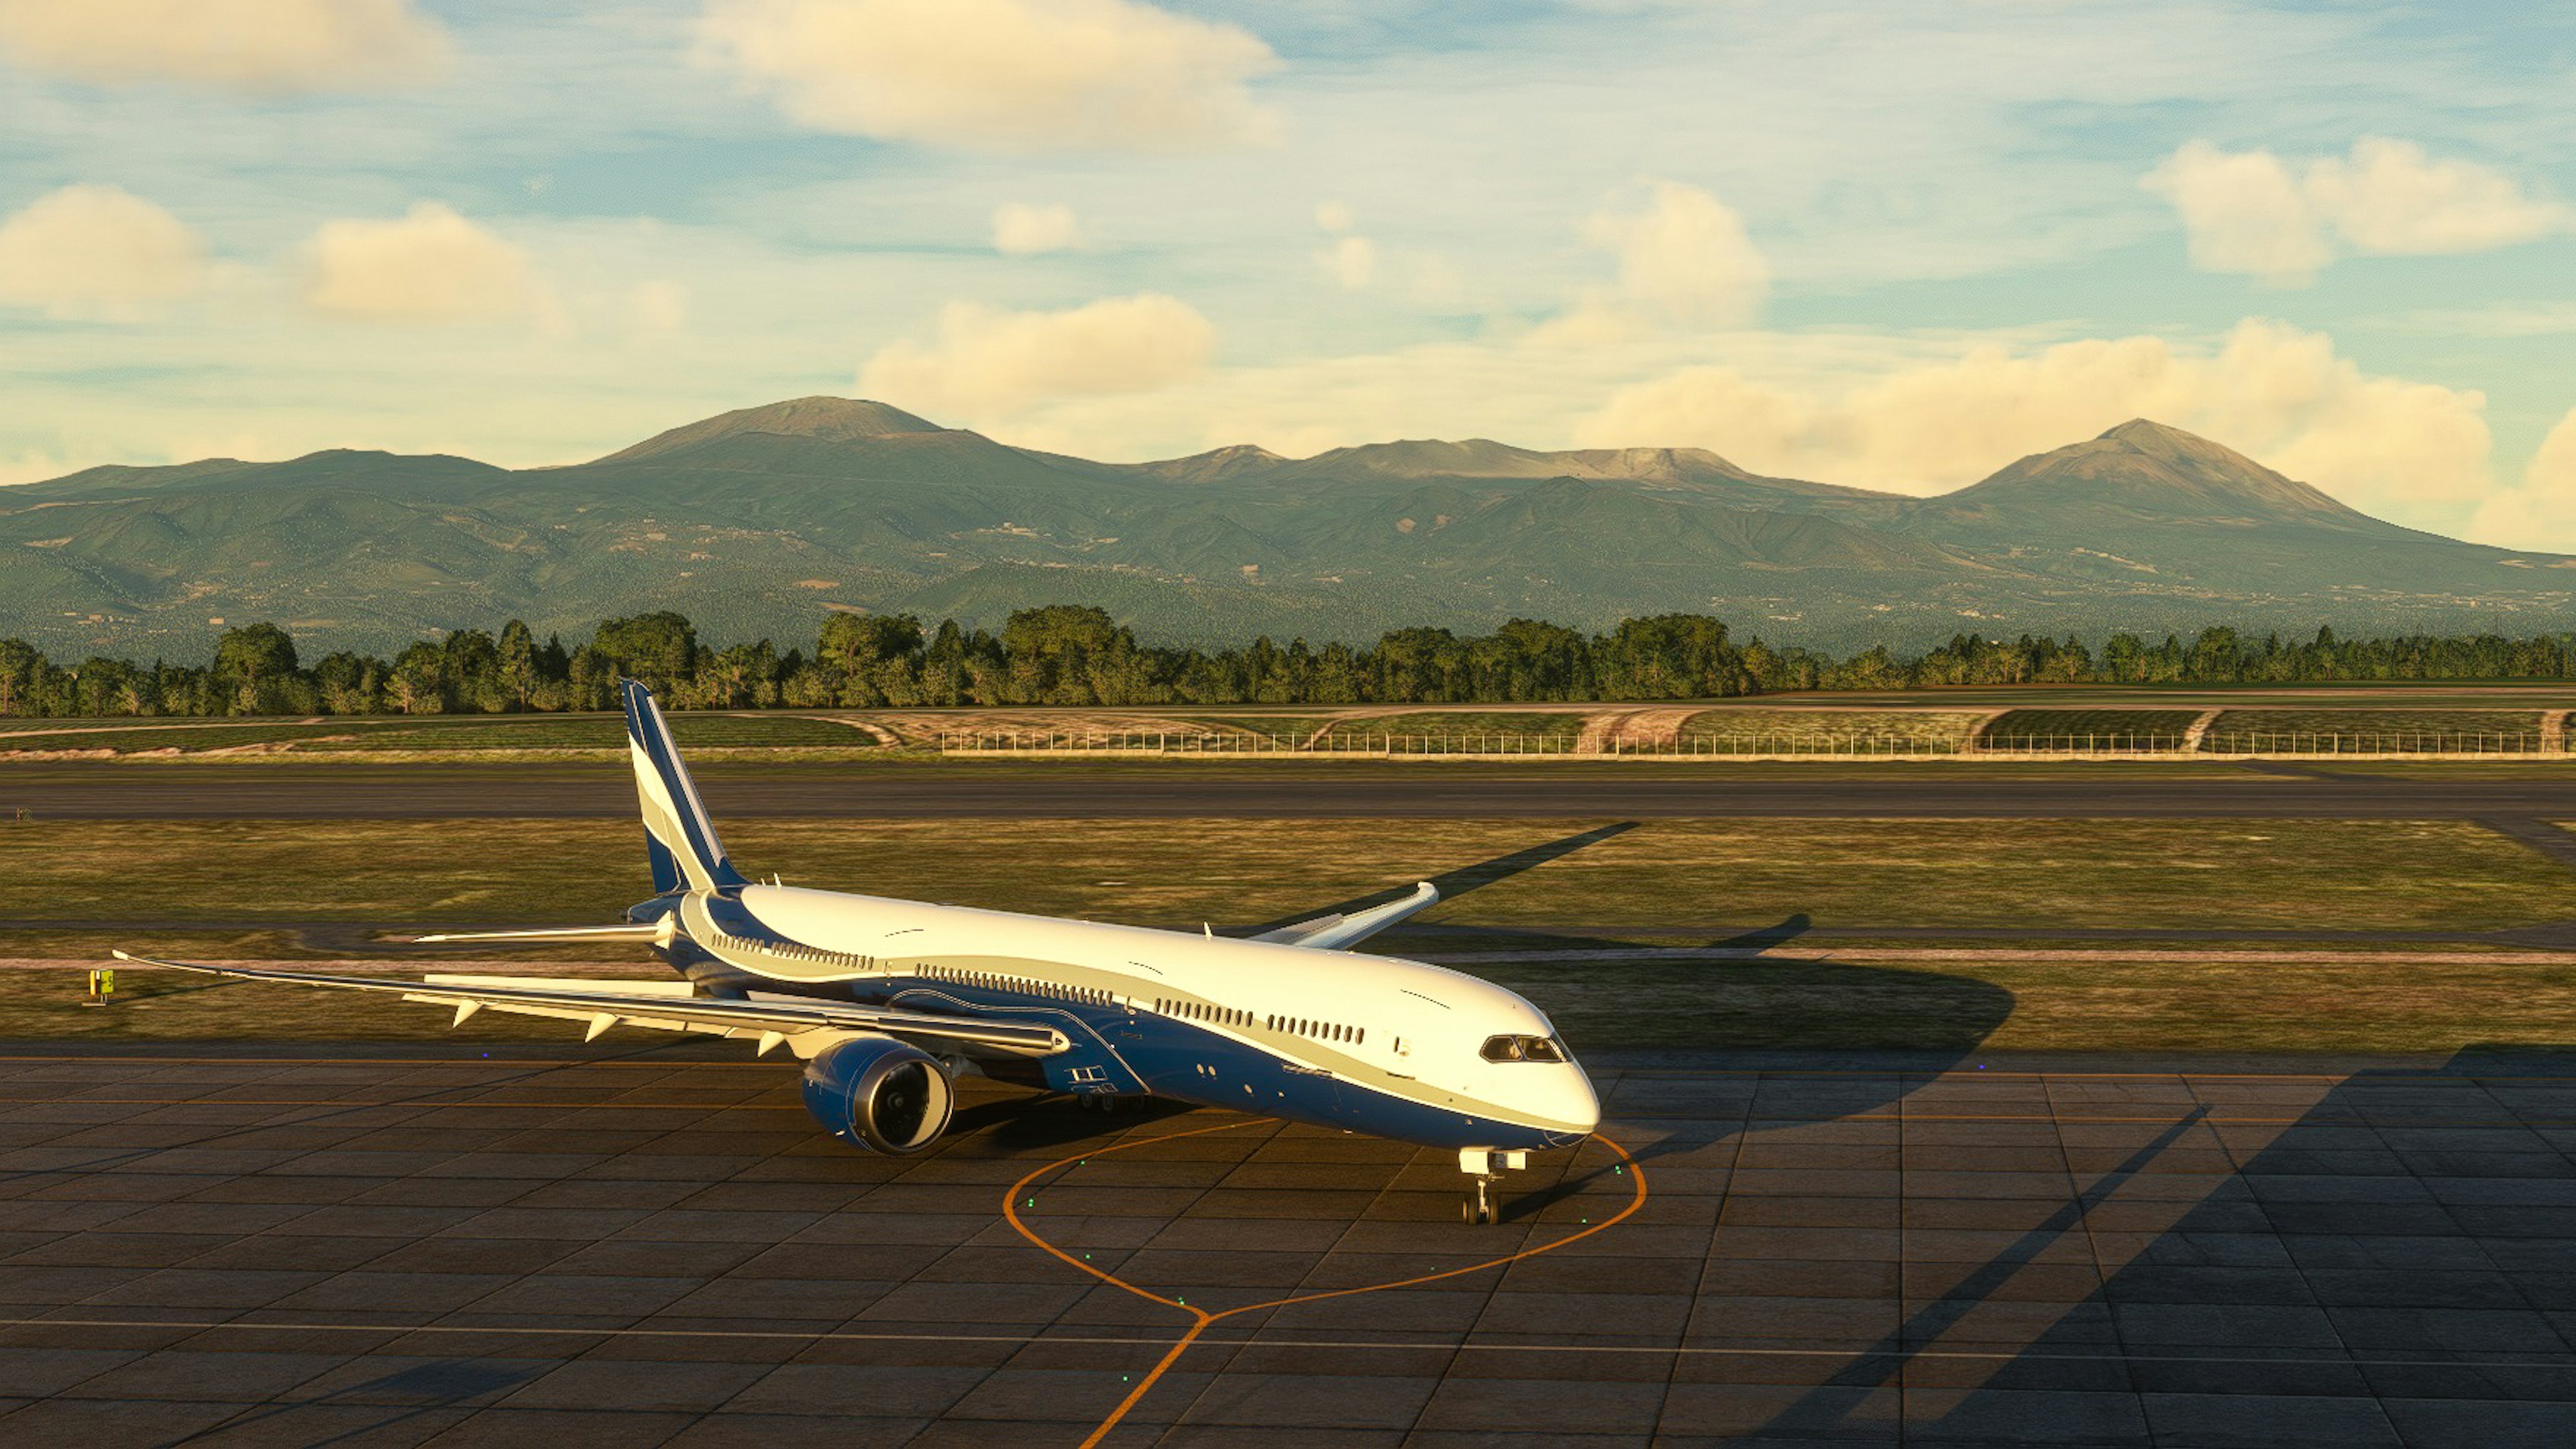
left=1250, top=880, right=1440, bottom=951
left=409, top=923, right=672, bottom=946
left=107, top=951, right=1066, bottom=1058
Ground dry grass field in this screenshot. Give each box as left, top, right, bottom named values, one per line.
left=9, top=812, right=2576, bottom=1055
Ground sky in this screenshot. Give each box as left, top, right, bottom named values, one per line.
left=2, top=0, right=2573, bottom=546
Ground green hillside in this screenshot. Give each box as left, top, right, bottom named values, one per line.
left=5, top=398, right=2569, bottom=656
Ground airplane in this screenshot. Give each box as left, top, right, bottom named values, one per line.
left=116, top=680, right=1601, bottom=1224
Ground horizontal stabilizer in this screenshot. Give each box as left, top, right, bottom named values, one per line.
left=1252, top=881, right=1440, bottom=951
left=109, top=951, right=1065, bottom=1056
left=411, top=922, right=672, bottom=946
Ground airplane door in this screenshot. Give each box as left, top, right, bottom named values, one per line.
left=1385, top=987, right=1451, bottom=1081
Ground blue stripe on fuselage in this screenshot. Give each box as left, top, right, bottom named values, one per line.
left=635, top=901, right=1576, bottom=1152
left=866, top=973, right=1572, bottom=1150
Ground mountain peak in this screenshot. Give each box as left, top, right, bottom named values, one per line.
left=1134, top=442, right=1290, bottom=484
left=591, top=396, right=947, bottom=464
left=2099, top=417, right=2195, bottom=444
left=2095, top=417, right=2251, bottom=467
left=1949, top=417, right=2381, bottom=529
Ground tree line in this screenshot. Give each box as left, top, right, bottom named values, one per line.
left=1, top=608, right=2571, bottom=717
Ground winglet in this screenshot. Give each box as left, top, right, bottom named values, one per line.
left=620, top=679, right=747, bottom=894
left=1251, top=881, right=1441, bottom=951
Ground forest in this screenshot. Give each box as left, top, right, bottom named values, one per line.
left=1, top=607, right=2572, bottom=716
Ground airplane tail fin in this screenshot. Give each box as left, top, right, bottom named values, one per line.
left=620, top=680, right=747, bottom=894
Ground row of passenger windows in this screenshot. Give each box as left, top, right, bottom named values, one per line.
left=1155, top=998, right=1250, bottom=1028
left=1149, top=998, right=1364, bottom=1047
left=924, top=964, right=1111, bottom=1008
left=1271, top=1014, right=1362, bottom=1046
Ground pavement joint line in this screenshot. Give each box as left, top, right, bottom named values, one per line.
left=0, top=1093, right=804, bottom=1103
left=40, top=946, right=2576, bottom=966
left=6, top=1318, right=2576, bottom=1371
left=21, top=1101, right=2576, bottom=1128
left=32, top=1055, right=2576, bottom=1083
left=1419, top=947, right=2576, bottom=964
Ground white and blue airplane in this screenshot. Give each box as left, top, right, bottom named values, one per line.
left=118, top=681, right=1598, bottom=1222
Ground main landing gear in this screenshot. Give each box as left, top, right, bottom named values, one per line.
left=1458, top=1146, right=1526, bottom=1225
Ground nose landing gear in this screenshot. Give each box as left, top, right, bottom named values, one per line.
left=1458, top=1146, right=1526, bottom=1226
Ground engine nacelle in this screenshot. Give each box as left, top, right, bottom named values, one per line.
left=800, top=1036, right=954, bottom=1154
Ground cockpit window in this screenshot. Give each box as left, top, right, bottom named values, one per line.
left=1481, top=1034, right=1566, bottom=1063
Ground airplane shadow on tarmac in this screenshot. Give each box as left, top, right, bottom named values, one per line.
left=1500, top=954, right=2015, bottom=1230
left=957, top=824, right=2022, bottom=1244
left=1752, top=1044, right=2576, bottom=1444
left=1238, top=824, right=2024, bottom=1225
left=1236, top=820, right=1644, bottom=936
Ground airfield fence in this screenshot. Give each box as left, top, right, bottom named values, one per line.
left=938, top=729, right=2561, bottom=761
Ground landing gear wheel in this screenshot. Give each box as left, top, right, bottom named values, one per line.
left=1463, top=1177, right=1497, bottom=1225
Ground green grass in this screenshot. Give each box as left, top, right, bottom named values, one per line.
left=1474, top=955, right=2576, bottom=1055
left=0, top=720, right=357, bottom=753
left=14, top=811, right=2576, bottom=1054
left=25, top=951, right=2576, bottom=1054
left=2200, top=708, right=2548, bottom=753
left=0, top=963, right=651, bottom=1042
left=1677, top=709, right=1981, bottom=752
left=309, top=714, right=881, bottom=749
left=1980, top=708, right=2204, bottom=749
left=290, top=716, right=623, bottom=749
left=1171, top=716, right=1334, bottom=740
left=1317, top=712, right=1586, bottom=749
left=6, top=815, right=2563, bottom=934
left=0, top=712, right=892, bottom=755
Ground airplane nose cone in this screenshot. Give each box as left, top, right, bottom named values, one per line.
left=1563, top=1063, right=1602, bottom=1133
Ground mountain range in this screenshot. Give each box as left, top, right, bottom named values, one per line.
left=5, top=396, right=2569, bottom=656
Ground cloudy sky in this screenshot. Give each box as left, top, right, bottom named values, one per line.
left=3, top=0, right=2573, bottom=545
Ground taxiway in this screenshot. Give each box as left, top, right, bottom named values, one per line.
left=3, top=1044, right=2573, bottom=1445
left=10, top=761, right=2576, bottom=821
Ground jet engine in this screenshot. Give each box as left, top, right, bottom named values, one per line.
left=799, top=1036, right=955, bottom=1154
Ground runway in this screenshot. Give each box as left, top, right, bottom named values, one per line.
left=5, top=1043, right=2575, bottom=1446
left=9, top=761, right=2576, bottom=820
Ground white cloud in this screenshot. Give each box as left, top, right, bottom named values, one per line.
left=1319, top=234, right=1375, bottom=290
left=992, top=201, right=1080, bottom=255
left=2146, top=138, right=2573, bottom=285
left=1539, top=181, right=1770, bottom=342
left=628, top=280, right=690, bottom=341
left=2464, top=408, right=2576, bottom=551
left=857, top=292, right=1216, bottom=417
left=2310, top=138, right=2572, bottom=254
left=0, top=0, right=448, bottom=94
left=0, top=184, right=205, bottom=318
left=2141, top=142, right=2330, bottom=286
left=696, top=0, right=1278, bottom=152
left=301, top=203, right=546, bottom=326
left=1595, top=182, right=1771, bottom=324
left=0, top=449, right=85, bottom=486
left=1577, top=319, right=2492, bottom=520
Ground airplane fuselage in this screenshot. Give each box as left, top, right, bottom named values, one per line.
left=641, top=883, right=1601, bottom=1151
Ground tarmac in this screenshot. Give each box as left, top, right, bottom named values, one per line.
left=7, top=1044, right=2576, bottom=1446
left=12, top=761, right=2576, bottom=821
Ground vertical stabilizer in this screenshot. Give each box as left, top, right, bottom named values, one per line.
left=620, top=680, right=747, bottom=894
